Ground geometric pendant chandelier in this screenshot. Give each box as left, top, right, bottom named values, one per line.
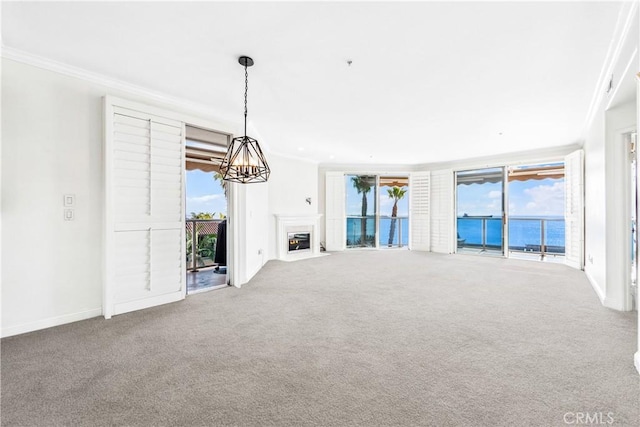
left=220, top=56, right=271, bottom=183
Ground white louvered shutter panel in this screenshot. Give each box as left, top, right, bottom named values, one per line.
left=105, top=106, right=185, bottom=318
left=430, top=169, right=455, bottom=254
left=564, top=150, right=584, bottom=269
left=325, top=172, right=346, bottom=251
left=409, top=172, right=430, bottom=251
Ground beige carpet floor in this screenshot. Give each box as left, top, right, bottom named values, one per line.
left=1, top=250, right=638, bottom=426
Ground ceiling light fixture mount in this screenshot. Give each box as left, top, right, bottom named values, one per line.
left=220, top=55, right=270, bottom=184
left=238, top=56, right=254, bottom=67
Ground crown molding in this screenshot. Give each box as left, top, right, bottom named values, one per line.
left=582, top=1, right=639, bottom=134
left=318, top=163, right=416, bottom=173
left=1, top=45, right=235, bottom=124
left=605, top=46, right=638, bottom=111
left=415, top=143, right=580, bottom=172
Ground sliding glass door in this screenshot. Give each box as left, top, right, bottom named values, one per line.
left=507, top=163, right=565, bottom=260
left=379, top=177, right=409, bottom=247
left=345, top=175, right=377, bottom=248
left=455, top=167, right=505, bottom=256
left=344, top=175, right=410, bottom=249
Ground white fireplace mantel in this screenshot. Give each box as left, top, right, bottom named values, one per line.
left=274, top=214, right=323, bottom=261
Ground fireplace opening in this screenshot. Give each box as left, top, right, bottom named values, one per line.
left=288, top=232, right=311, bottom=252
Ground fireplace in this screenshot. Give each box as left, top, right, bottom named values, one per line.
left=288, top=232, right=311, bottom=252
left=275, top=214, right=323, bottom=261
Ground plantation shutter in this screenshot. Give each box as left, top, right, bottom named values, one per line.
left=564, top=149, right=584, bottom=269
left=104, top=105, right=186, bottom=318
left=409, top=171, right=431, bottom=251
left=325, top=172, right=346, bottom=251
left=430, top=169, right=455, bottom=254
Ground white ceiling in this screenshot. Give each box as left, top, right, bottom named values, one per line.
left=1, top=1, right=624, bottom=165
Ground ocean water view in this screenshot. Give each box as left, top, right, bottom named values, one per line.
left=346, top=216, right=565, bottom=250
left=458, top=216, right=565, bottom=249
left=346, top=217, right=410, bottom=246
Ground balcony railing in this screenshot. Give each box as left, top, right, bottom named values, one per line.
left=457, top=216, right=565, bottom=257
left=186, top=219, right=223, bottom=271
left=379, top=216, right=408, bottom=247
left=456, top=216, right=502, bottom=251
left=345, top=216, right=409, bottom=248
left=346, top=216, right=376, bottom=247
left=507, top=217, right=565, bottom=257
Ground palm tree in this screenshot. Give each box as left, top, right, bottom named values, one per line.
left=387, top=186, right=407, bottom=246
left=351, top=176, right=373, bottom=246
left=214, top=171, right=228, bottom=200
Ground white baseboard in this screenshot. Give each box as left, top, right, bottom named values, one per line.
left=1, top=308, right=102, bottom=338
left=584, top=269, right=606, bottom=304
left=114, top=292, right=183, bottom=316
left=635, top=351, right=640, bottom=375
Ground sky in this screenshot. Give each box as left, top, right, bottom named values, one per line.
left=186, top=171, right=564, bottom=220
left=343, top=174, right=564, bottom=219
left=345, top=176, right=409, bottom=217
left=457, top=177, right=564, bottom=217
left=346, top=188, right=410, bottom=217
left=185, top=170, right=226, bottom=218
left=508, top=179, right=565, bottom=217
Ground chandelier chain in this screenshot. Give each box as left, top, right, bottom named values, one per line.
left=244, top=64, right=248, bottom=135
left=244, top=65, right=248, bottom=118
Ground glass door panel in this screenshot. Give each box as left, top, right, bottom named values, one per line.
left=345, top=175, right=377, bottom=248
left=507, top=162, right=565, bottom=260
left=456, top=167, right=505, bottom=256
left=379, top=176, right=409, bottom=248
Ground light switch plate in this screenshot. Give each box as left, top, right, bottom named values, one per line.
left=64, top=209, right=74, bottom=221
left=63, top=194, right=75, bottom=207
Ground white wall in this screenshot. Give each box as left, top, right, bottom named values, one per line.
left=583, top=3, right=639, bottom=309
left=267, top=154, right=319, bottom=260
left=584, top=111, right=607, bottom=300
left=1, top=58, right=266, bottom=336
left=234, top=182, right=269, bottom=284
left=2, top=59, right=104, bottom=336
